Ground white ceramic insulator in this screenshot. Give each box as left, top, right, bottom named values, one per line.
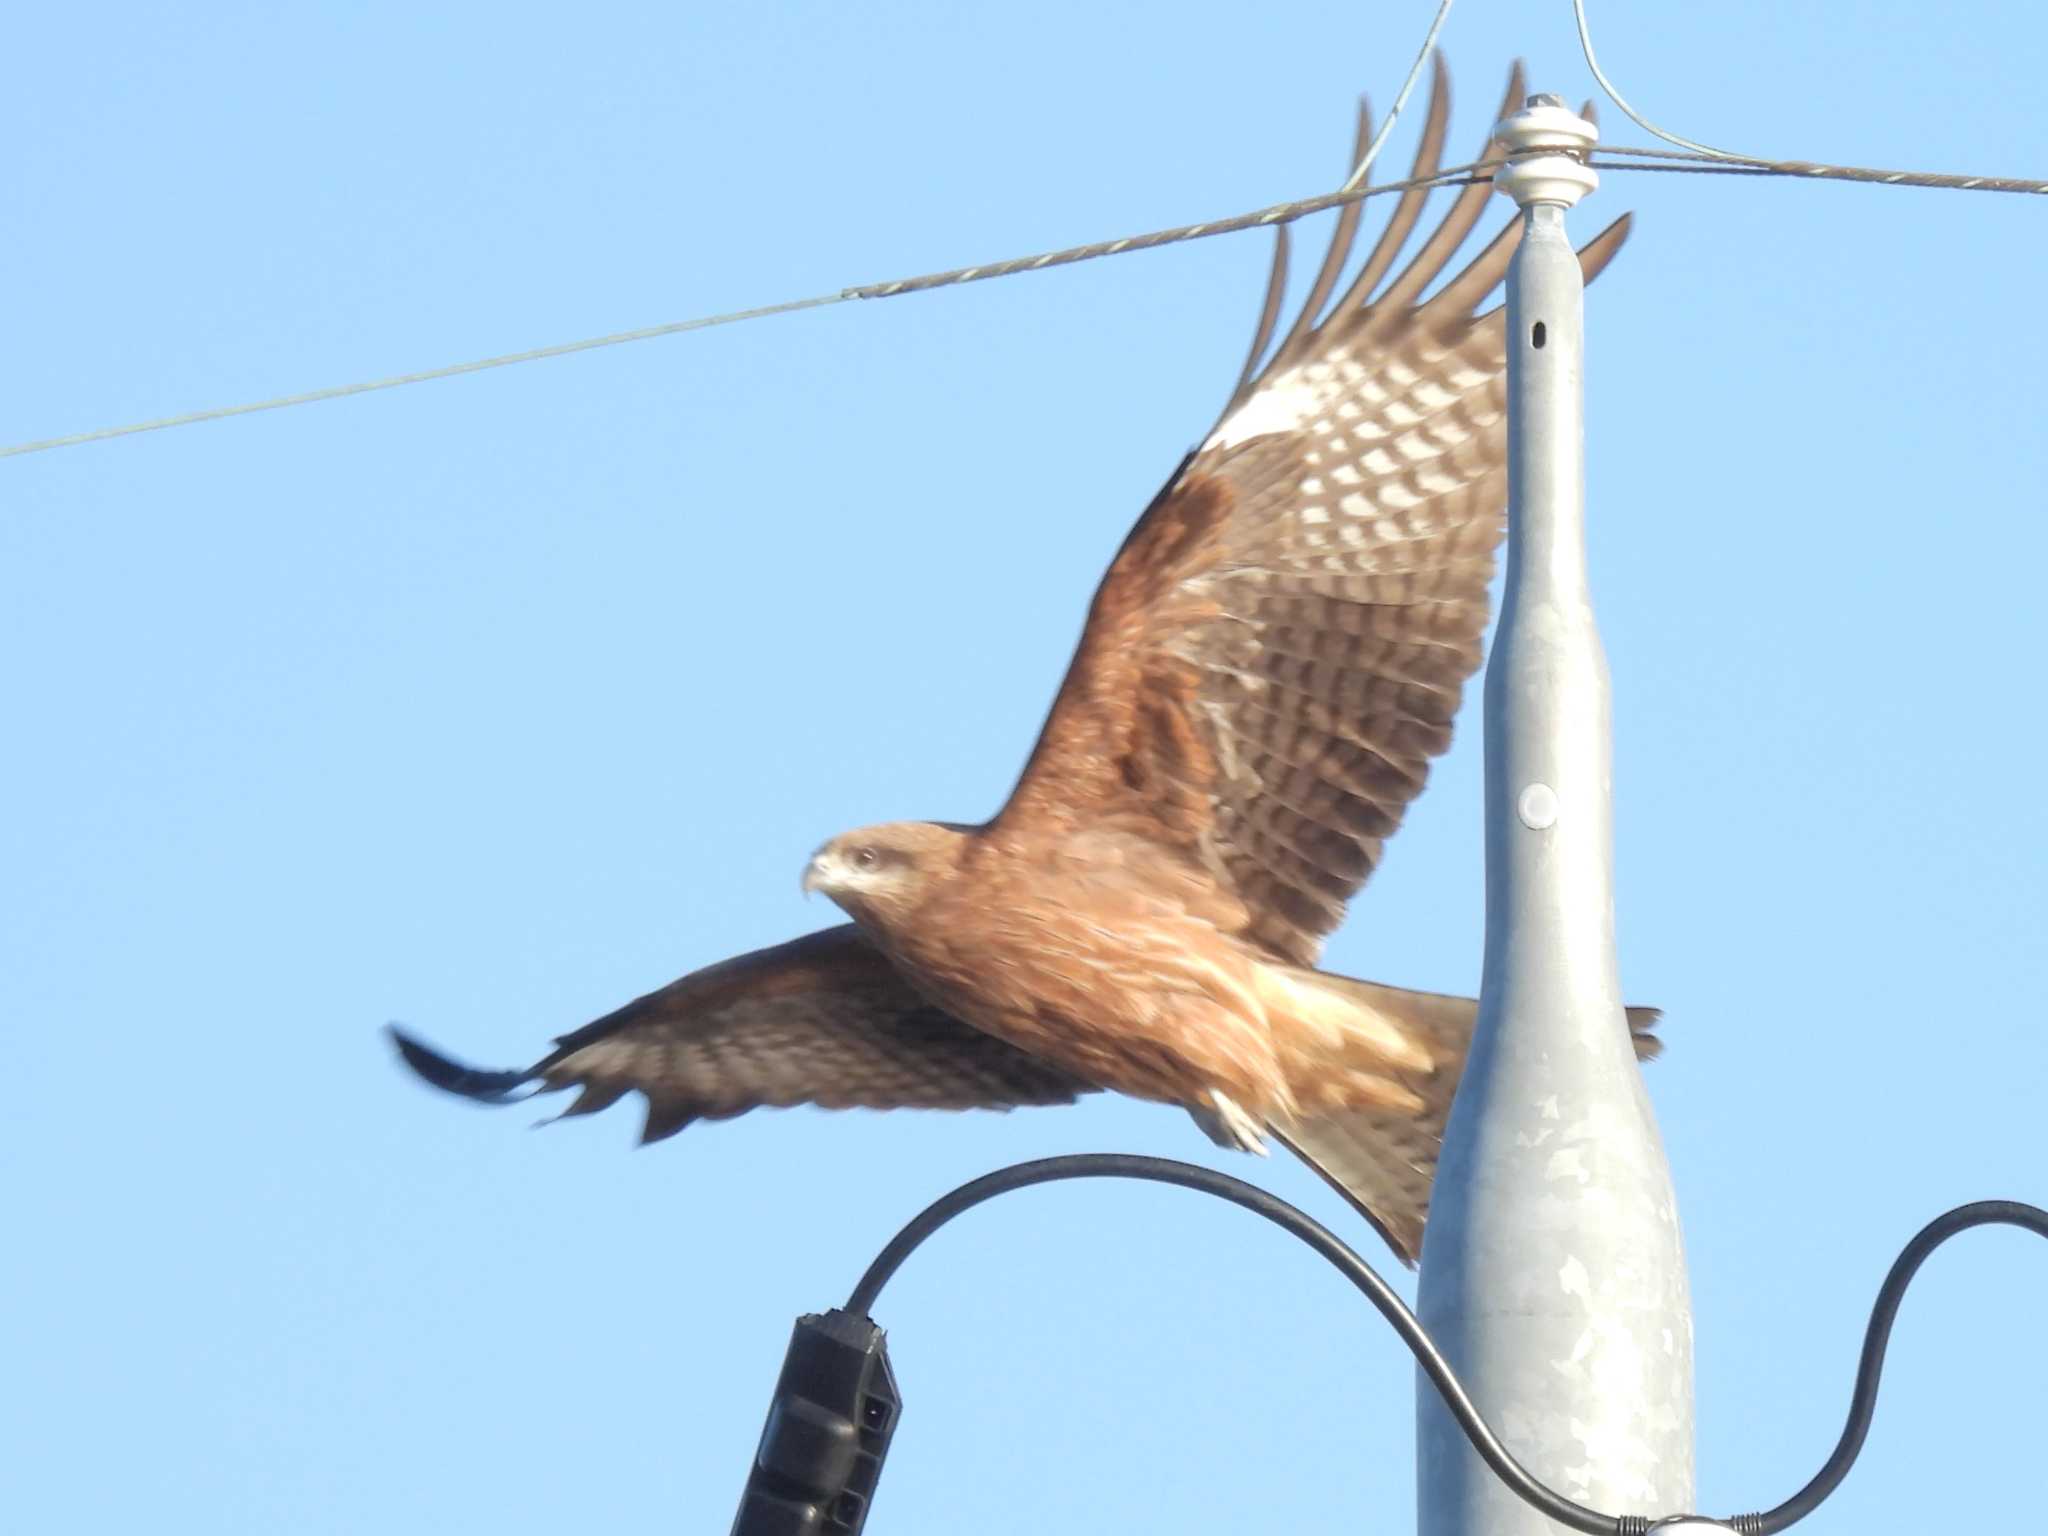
left=1492, top=98, right=1601, bottom=209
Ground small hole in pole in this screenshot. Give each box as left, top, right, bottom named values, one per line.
left=1531, top=321, right=1547, bottom=349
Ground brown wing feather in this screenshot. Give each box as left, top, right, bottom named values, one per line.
left=990, top=64, right=1632, bottom=965
left=389, top=925, right=1093, bottom=1143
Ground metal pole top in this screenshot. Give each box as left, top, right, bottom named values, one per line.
left=1493, top=95, right=1600, bottom=209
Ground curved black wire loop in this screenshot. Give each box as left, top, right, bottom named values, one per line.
left=847, top=1154, right=1626, bottom=1535
left=1732, top=1197, right=2047, bottom=1534
left=844, top=1155, right=2044, bottom=1536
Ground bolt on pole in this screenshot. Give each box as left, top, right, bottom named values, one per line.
left=1415, top=96, right=1695, bottom=1535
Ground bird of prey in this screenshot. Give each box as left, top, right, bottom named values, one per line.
left=393, top=61, right=1657, bottom=1265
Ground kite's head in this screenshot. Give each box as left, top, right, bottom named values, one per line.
left=801, top=820, right=962, bottom=923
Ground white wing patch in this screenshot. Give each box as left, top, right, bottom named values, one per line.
left=1201, top=344, right=1495, bottom=502
left=1205, top=372, right=1320, bottom=451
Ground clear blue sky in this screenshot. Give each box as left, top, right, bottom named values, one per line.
left=5, top=2, right=2043, bottom=1530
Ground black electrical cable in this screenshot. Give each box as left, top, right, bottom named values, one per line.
left=1729, top=1198, right=2048, bottom=1535
left=844, top=1154, right=2045, bottom=1535
left=847, top=1153, right=1627, bottom=1536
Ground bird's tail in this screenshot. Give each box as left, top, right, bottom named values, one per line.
left=1267, top=977, right=1662, bottom=1266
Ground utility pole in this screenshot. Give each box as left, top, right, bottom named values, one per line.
left=1415, top=95, right=1695, bottom=1535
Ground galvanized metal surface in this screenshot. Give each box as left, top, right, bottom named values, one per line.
left=1414, top=100, right=1696, bottom=1535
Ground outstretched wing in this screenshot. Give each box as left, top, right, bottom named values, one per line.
left=390, top=925, right=1095, bottom=1142
left=989, top=61, right=1631, bottom=965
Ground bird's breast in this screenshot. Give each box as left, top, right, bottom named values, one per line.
left=869, top=864, right=1290, bottom=1113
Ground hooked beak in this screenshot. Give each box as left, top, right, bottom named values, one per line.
left=800, top=855, right=825, bottom=898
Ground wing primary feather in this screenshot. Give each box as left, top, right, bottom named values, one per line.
left=1413, top=216, right=1522, bottom=323
left=640, top=1099, right=697, bottom=1143
left=387, top=1025, right=541, bottom=1103
left=1497, top=60, right=1529, bottom=133
left=1358, top=67, right=1533, bottom=323
left=1322, top=52, right=1452, bottom=326
left=1264, top=100, right=1374, bottom=369
left=1366, top=163, right=1502, bottom=319
left=558, top=1081, right=630, bottom=1118
left=1363, top=65, right=1531, bottom=324
left=1467, top=213, right=1635, bottom=327
left=1571, top=212, right=1634, bottom=285
left=1222, top=226, right=1291, bottom=418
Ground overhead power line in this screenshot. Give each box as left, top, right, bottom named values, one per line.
left=7, top=0, right=2045, bottom=466
left=0, top=294, right=850, bottom=462
left=1572, top=0, right=2048, bottom=194
left=1572, top=0, right=1750, bottom=160
left=1593, top=144, right=2048, bottom=194
left=0, top=160, right=1491, bottom=463
left=2, top=151, right=2040, bottom=462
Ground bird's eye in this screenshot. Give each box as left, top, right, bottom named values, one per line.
left=854, top=846, right=878, bottom=869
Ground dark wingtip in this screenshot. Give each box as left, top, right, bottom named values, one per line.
left=1498, top=59, right=1528, bottom=129
left=386, top=1024, right=538, bottom=1103
left=1576, top=211, right=1635, bottom=286
left=638, top=1097, right=698, bottom=1144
